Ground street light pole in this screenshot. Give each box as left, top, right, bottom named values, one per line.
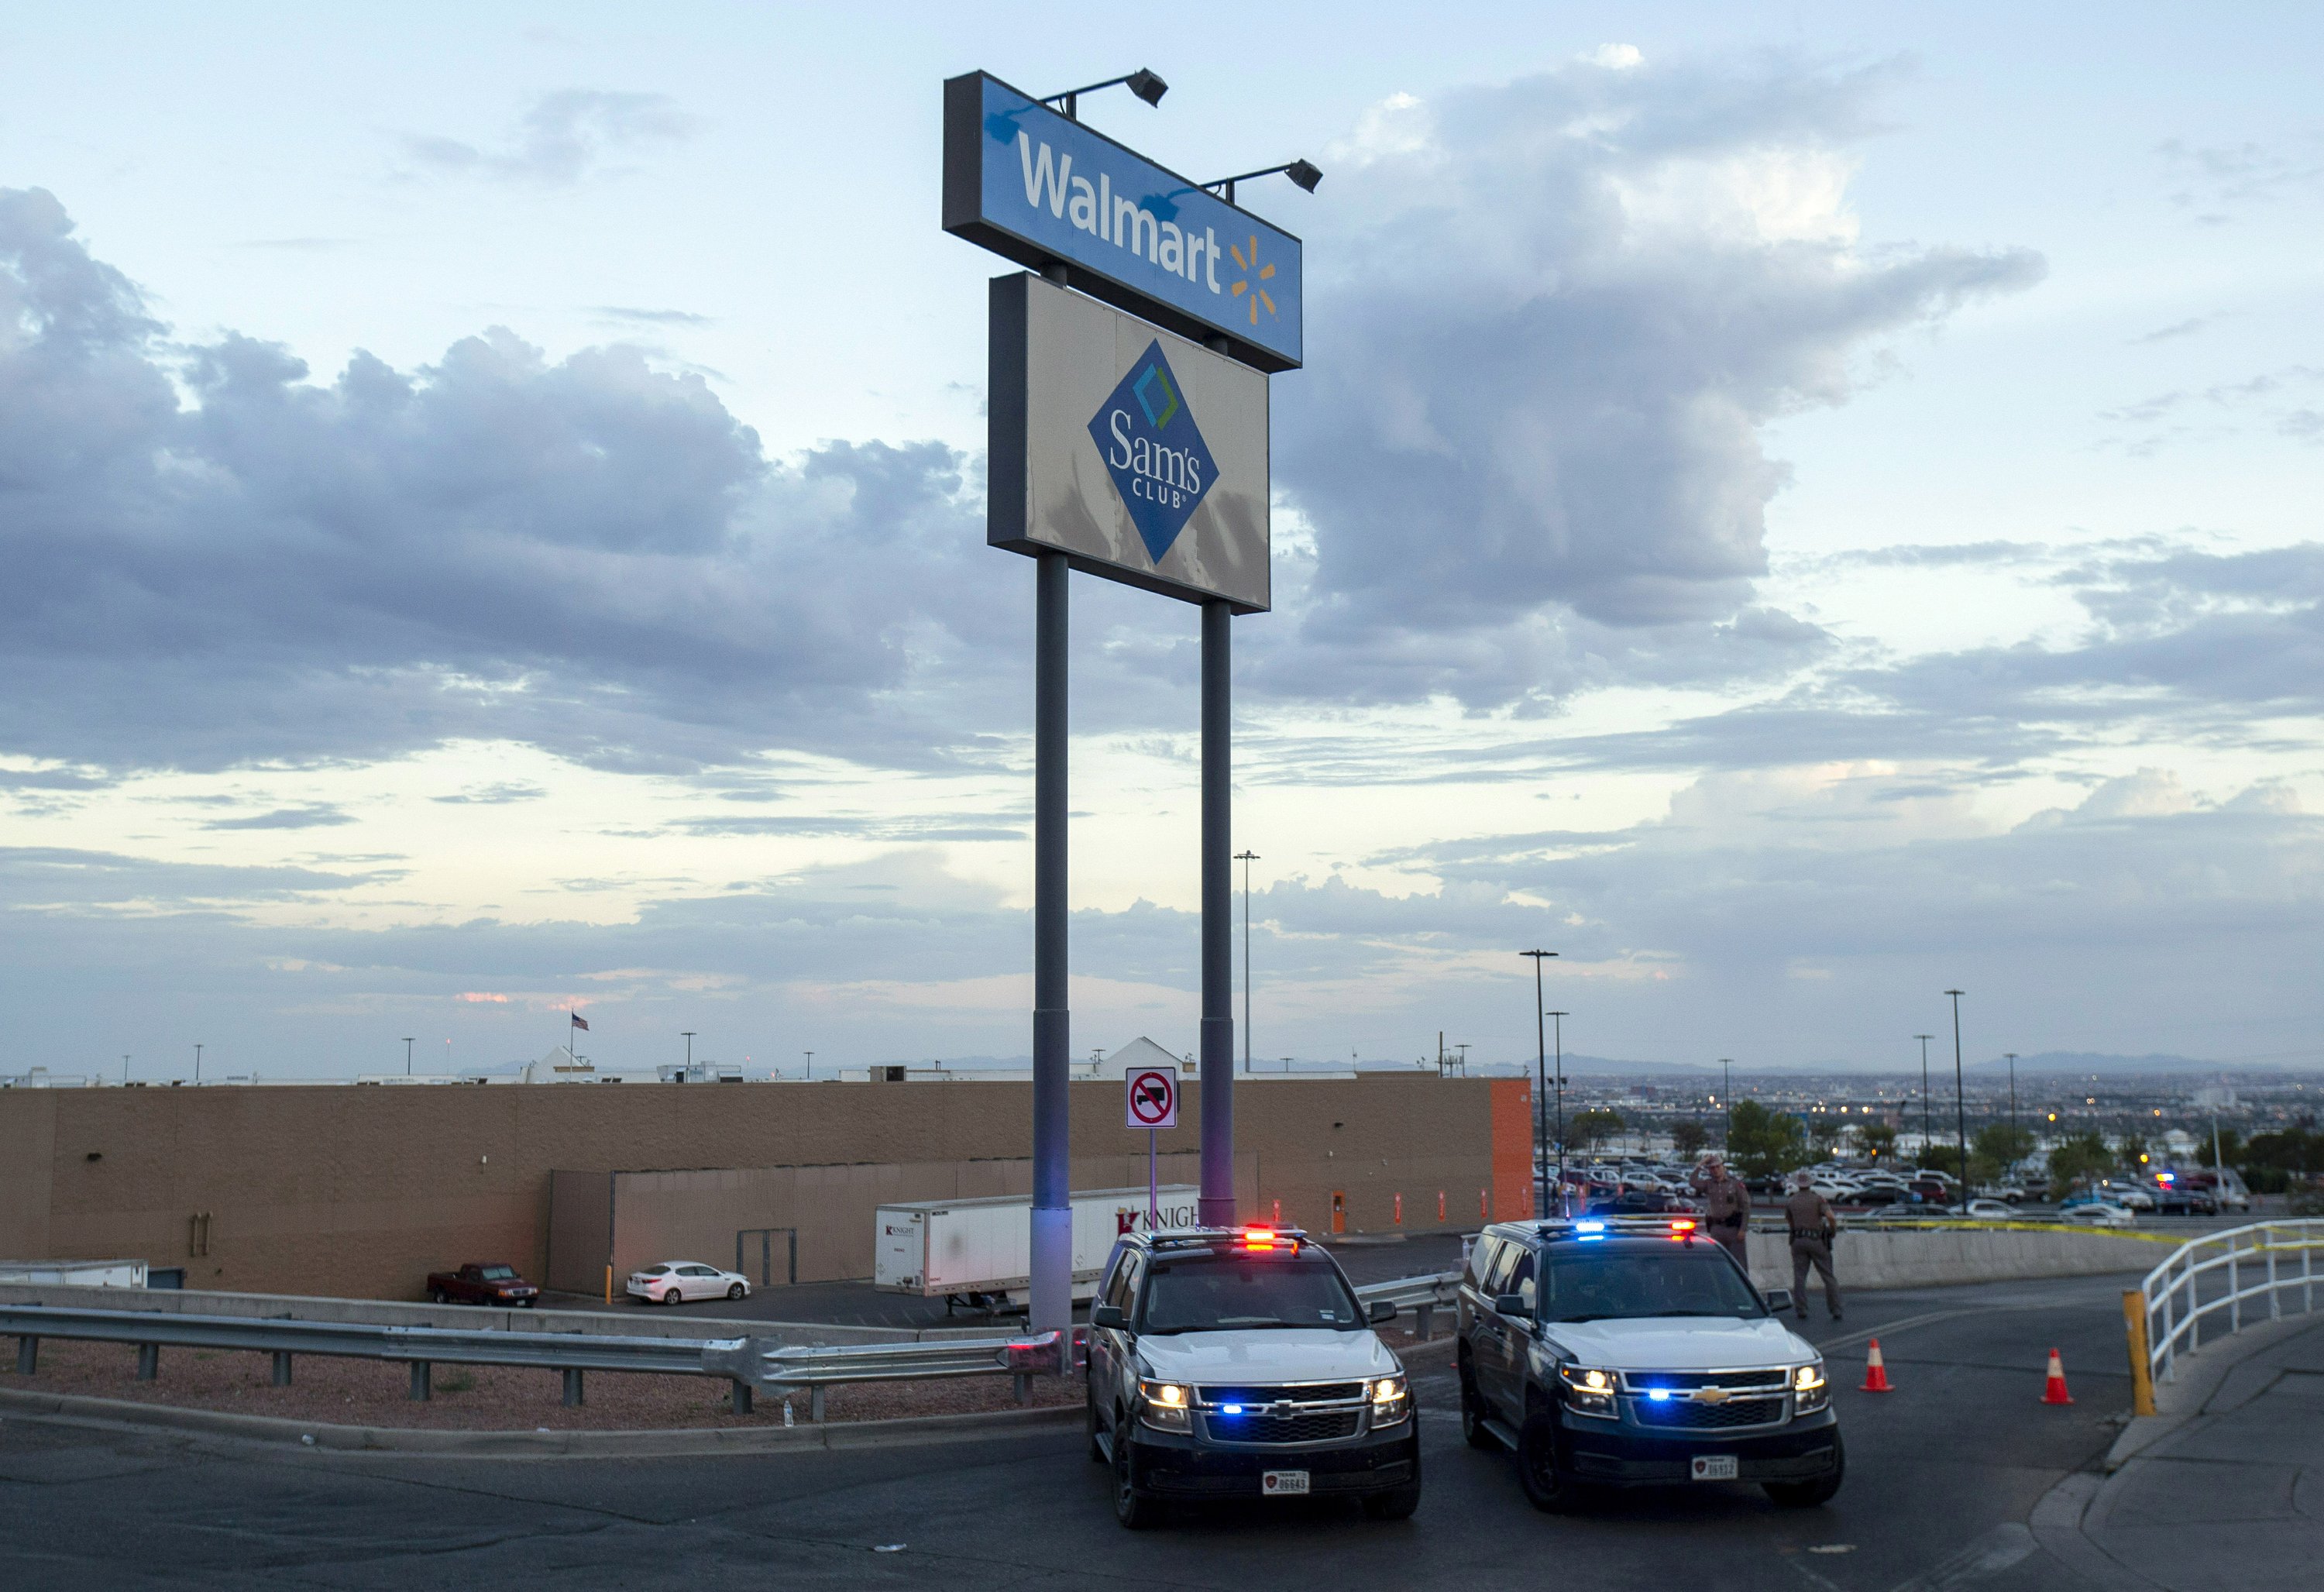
left=1946, top=991, right=1968, bottom=1200
left=194, top=1044, right=202, bottom=1085
left=402, top=1037, right=414, bottom=1077
left=1234, top=850, right=1258, bottom=1075
left=1720, top=1058, right=1733, bottom=1147
left=682, top=1031, right=696, bottom=1075
left=1521, top=951, right=1557, bottom=1218
left=2006, top=1052, right=2019, bottom=1173
left=1548, top=1011, right=1570, bottom=1205
left=1915, top=1036, right=1933, bottom=1163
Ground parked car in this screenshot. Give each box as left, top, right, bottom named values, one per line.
left=2059, top=1200, right=2136, bottom=1227
left=2099, top=1182, right=2157, bottom=1212
left=1962, top=1200, right=2015, bottom=1221
left=425, top=1262, right=539, bottom=1307
left=627, top=1261, right=751, bottom=1305
left=1872, top=1202, right=1955, bottom=1222
left=2154, top=1183, right=2219, bottom=1216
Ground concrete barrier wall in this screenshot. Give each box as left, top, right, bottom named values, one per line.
left=1745, top=1227, right=2159, bottom=1293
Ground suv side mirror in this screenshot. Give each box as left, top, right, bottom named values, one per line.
left=1762, top=1287, right=1794, bottom=1315
left=1492, top=1292, right=1528, bottom=1317
left=1090, top=1304, right=1126, bottom=1330
left=1367, top=1300, right=1397, bottom=1325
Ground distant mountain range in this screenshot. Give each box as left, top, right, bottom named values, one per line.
left=1446, top=1050, right=2301, bottom=1079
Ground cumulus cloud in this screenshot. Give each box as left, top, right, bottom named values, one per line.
left=0, top=185, right=1034, bottom=775
left=400, top=90, right=696, bottom=184
left=1262, top=57, right=2044, bottom=707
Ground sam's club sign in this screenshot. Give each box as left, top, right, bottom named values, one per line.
left=944, top=70, right=1304, bottom=372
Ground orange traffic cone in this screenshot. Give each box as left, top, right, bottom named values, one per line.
left=1861, top=1338, right=1893, bottom=1393
left=2041, top=1348, right=2074, bottom=1405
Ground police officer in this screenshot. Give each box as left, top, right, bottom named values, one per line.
left=1783, top=1171, right=1842, bottom=1322
left=1690, top=1154, right=1752, bottom=1267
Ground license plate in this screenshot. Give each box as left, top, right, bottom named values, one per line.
left=1261, top=1470, right=1311, bottom=1496
left=1691, top=1455, right=1739, bottom=1481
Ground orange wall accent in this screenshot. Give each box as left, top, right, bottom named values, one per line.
left=1490, top=1078, right=1535, bottom=1221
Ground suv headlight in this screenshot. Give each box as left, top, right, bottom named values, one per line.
left=1556, top=1364, right=1618, bottom=1419
left=1367, top=1374, right=1411, bottom=1425
left=1138, top=1379, right=1191, bottom=1432
left=1793, top=1361, right=1829, bottom=1414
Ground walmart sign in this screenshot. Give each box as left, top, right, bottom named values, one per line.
left=944, top=70, right=1304, bottom=372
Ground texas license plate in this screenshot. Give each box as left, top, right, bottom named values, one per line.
left=1691, top=1455, right=1739, bottom=1481
left=1261, top=1470, right=1311, bottom=1496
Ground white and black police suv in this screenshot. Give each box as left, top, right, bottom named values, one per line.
left=1085, top=1226, right=1422, bottom=1528
left=1455, top=1216, right=1842, bottom=1511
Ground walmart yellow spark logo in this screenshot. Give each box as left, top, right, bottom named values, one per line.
left=1228, top=234, right=1277, bottom=325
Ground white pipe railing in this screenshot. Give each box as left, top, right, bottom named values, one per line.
left=2140, top=1219, right=2323, bottom=1384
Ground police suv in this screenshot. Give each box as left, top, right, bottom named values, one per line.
left=1456, top=1216, right=1842, bottom=1510
left=1086, top=1226, right=1422, bottom=1528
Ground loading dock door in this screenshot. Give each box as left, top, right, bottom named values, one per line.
left=736, top=1228, right=798, bottom=1287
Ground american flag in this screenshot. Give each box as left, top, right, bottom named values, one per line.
left=569, top=1013, right=590, bottom=1032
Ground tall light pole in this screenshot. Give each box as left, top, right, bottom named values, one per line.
left=1720, top=1058, right=1733, bottom=1147
left=1915, top=1036, right=1934, bottom=1163
left=1234, top=850, right=1258, bottom=1075
left=123, top=1054, right=131, bottom=1085
left=802, top=1050, right=813, bottom=1081
left=194, top=1044, right=202, bottom=1085
left=1521, top=951, right=1558, bottom=1218
left=1548, top=1011, right=1570, bottom=1208
left=682, top=1031, right=696, bottom=1074
left=1947, top=990, right=1968, bottom=1199
left=2005, top=1052, right=2019, bottom=1174
left=402, top=1037, right=414, bottom=1077
left=1455, top=1042, right=1470, bottom=1076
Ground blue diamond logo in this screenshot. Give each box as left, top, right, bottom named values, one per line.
left=1088, top=342, right=1217, bottom=564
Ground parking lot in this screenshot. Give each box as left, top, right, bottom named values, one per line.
left=0, top=1269, right=2150, bottom=1590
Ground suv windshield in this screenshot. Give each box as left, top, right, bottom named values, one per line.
left=1539, top=1247, right=1766, bottom=1323
left=1140, top=1253, right=1363, bottom=1334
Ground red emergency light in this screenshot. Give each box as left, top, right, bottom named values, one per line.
left=1239, top=1226, right=1281, bottom=1250
left=1669, top=1219, right=1697, bottom=1236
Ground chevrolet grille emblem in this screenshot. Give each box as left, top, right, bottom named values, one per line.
left=1695, top=1387, right=1730, bottom=1405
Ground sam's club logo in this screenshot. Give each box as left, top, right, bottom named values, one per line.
left=1088, top=342, right=1216, bottom=563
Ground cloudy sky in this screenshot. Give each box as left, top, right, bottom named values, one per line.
left=2, top=4, right=2318, bottom=1081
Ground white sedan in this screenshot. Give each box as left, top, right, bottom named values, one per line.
left=2061, top=1202, right=2137, bottom=1228
left=1963, top=1199, right=2016, bottom=1220
left=627, top=1261, right=751, bottom=1305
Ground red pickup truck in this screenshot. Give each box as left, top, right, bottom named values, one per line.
left=426, top=1262, right=539, bottom=1307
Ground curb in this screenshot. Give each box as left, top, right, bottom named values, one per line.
left=0, top=1385, right=1081, bottom=1458
left=2102, top=1308, right=2324, bottom=1471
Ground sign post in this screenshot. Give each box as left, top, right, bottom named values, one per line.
left=946, top=66, right=1308, bottom=1336
left=1126, top=1067, right=1179, bottom=1226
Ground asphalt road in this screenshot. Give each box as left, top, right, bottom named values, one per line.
left=0, top=1268, right=2155, bottom=1590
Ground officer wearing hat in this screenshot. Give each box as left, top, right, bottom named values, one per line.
left=1783, top=1171, right=1842, bottom=1322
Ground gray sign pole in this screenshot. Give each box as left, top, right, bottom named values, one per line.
left=1199, top=599, right=1236, bottom=1227
left=1030, top=548, right=1071, bottom=1334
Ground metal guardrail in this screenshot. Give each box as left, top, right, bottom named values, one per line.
left=2, top=1301, right=734, bottom=1408
left=1356, top=1270, right=1460, bottom=1338
left=2133, top=1219, right=2324, bottom=1405
left=2, top=1271, right=1464, bottom=1425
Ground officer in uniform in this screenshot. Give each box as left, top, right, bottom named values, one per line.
left=1783, top=1171, right=1842, bottom=1322
left=1690, top=1154, right=1752, bottom=1268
